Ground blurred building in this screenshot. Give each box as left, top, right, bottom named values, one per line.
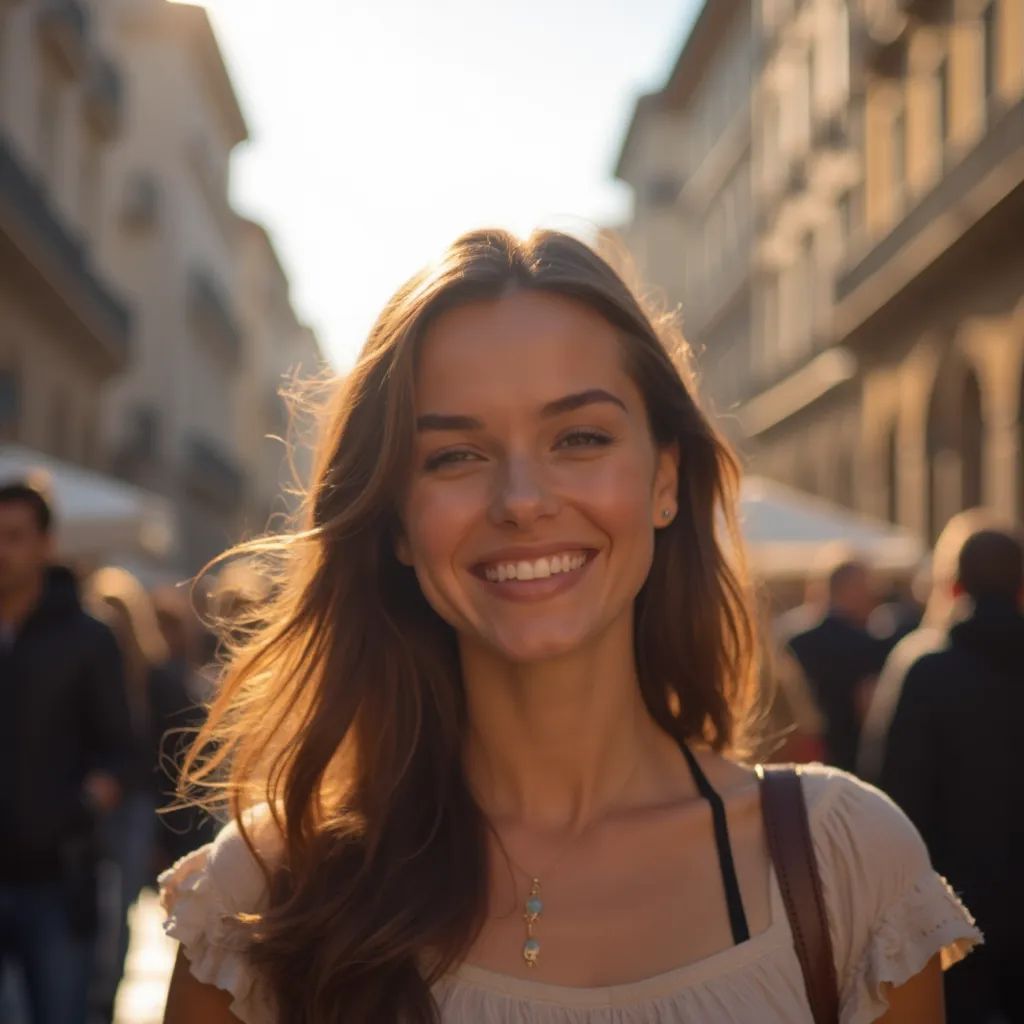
left=0, top=0, right=131, bottom=462
left=836, top=0, right=1024, bottom=540
left=92, top=0, right=250, bottom=572
left=234, top=216, right=322, bottom=536
left=616, top=0, right=756, bottom=435
left=617, top=0, right=1024, bottom=540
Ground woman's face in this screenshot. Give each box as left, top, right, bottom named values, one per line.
left=398, top=289, right=678, bottom=664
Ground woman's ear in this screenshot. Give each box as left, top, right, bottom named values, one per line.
left=652, top=441, right=680, bottom=527
left=394, top=531, right=413, bottom=567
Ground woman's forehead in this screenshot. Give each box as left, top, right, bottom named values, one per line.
left=415, top=291, right=633, bottom=407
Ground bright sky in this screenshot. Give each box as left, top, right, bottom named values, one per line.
left=187, top=0, right=699, bottom=369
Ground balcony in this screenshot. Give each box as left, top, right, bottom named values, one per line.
left=836, top=96, right=1024, bottom=339
left=36, top=0, right=89, bottom=78
left=183, top=434, right=246, bottom=512
left=897, top=0, right=949, bottom=23
left=84, top=55, right=123, bottom=139
left=188, top=269, right=242, bottom=363
left=0, top=136, right=130, bottom=371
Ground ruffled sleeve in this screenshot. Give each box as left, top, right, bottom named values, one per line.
left=802, top=766, right=982, bottom=1024
left=158, top=807, right=281, bottom=1024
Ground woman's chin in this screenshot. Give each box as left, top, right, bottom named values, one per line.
left=484, top=624, right=593, bottom=665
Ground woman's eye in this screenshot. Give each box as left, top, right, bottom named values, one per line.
left=556, top=430, right=613, bottom=450
left=423, top=449, right=481, bottom=471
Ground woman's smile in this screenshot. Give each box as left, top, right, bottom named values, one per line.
left=472, top=547, right=598, bottom=601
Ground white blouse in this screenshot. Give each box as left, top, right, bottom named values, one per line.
left=159, top=765, right=981, bottom=1023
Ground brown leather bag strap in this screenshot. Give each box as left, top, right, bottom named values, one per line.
left=756, top=764, right=840, bottom=1024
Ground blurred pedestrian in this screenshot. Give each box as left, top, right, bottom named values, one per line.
left=149, top=587, right=216, bottom=868
left=783, top=554, right=891, bottom=771
left=760, top=646, right=827, bottom=764
left=865, top=526, right=1024, bottom=1023
left=82, top=567, right=169, bottom=1024
left=858, top=506, right=1002, bottom=781
left=866, top=574, right=924, bottom=648
left=0, top=482, right=132, bottom=1024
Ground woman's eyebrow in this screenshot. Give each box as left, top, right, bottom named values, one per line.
left=540, top=388, right=627, bottom=418
left=416, top=412, right=483, bottom=432
left=415, top=389, right=627, bottom=433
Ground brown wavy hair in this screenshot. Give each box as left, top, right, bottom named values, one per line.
left=182, top=228, right=761, bottom=1023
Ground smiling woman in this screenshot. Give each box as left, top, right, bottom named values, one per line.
left=160, top=229, right=979, bottom=1024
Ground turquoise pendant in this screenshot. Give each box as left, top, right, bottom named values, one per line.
left=523, top=878, right=543, bottom=967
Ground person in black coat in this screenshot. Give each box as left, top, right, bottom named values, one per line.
left=784, top=556, right=892, bottom=771
left=871, top=527, right=1024, bottom=1024
left=0, top=481, right=133, bottom=1024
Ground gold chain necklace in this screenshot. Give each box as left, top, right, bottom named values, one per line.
left=497, top=758, right=641, bottom=969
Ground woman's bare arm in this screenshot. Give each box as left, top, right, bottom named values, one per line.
left=874, top=953, right=945, bottom=1023
left=164, top=949, right=240, bottom=1024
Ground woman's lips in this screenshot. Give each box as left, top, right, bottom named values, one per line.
left=471, top=549, right=597, bottom=602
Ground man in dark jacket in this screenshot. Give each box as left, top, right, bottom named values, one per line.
left=0, top=482, right=133, bottom=1024
left=785, top=557, right=891, bottom=771
left=873, top=527, right=1024, bottom=1024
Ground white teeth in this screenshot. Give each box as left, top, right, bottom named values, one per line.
left=482, top=551, right=589, bottom=582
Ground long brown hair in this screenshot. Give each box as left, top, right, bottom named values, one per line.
left=183, top=228, right=761, bottom=1023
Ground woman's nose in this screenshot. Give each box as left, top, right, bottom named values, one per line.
left=488, top=457, right=559, bottom=528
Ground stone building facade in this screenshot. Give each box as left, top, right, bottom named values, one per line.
left=1, top=0, right=324, bottom=574
left=234, top=216, right=322, bottom=538
left=616, top=0, right=757, bottom=437
left=0, top=0, right=131, bottom=464
left=92, top=0, right=251, bottom=571
left=617, top=0, right=1024, bottom=540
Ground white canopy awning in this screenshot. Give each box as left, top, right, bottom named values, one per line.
left=739, top=476, right=925, bottom=579
left=0, top=444, right=178, bottom=570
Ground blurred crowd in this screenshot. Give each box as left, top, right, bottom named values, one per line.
left=2, top=474, right=1022, bottom=1024
left=767, top=508, right=1024, bottom=1023
left=0, top=480, right=224, bottom=1024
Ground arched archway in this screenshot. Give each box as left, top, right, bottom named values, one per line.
left=927, top=353, right=984, bottom=542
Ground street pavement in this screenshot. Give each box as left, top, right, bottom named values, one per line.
left=113, top=888, right=176, bottom=1024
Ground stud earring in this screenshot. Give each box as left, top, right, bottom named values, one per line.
left=661, top=508, right=672, bottom=520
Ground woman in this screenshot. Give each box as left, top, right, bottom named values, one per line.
left=162, top=229, right=979, bottom=1024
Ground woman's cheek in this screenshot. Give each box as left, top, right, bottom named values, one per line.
left=405, top=478, right=481, bottom=567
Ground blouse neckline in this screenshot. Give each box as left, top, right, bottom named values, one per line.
left=446, top=864, right=787, bottom=1008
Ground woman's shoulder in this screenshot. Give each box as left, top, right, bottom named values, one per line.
left=158, top=805, right=283, bottom=1024
left=160, top=803, right=284, bottom=920
left=789, top=763, right=981, bottom=1022
left=795, top=762, right=935, bottom=876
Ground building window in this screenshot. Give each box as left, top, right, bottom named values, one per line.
left=79, top=134, right=102, bottom=240
left=37, top=69, right=61, bottom=181
left=0, top=366, right=20, bottom=440
left=982, top=0, right=998, bottom=111
left=51, top=390, right=71, bottom=458
left=935, top=58, right=950, bottom=169
left=800, top=232, right=816, bottom=350
left=891, top=105, right=906, bottom=213
left=760, top=275, right=779, bottom=376
left=837, top=190, right=852, bottom=249
left=835, top=2, right=850, bottom=104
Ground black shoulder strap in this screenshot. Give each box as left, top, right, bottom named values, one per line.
left=680, top=743, right=750, bottom=943
left=756, top=764, right=839, bottom=1024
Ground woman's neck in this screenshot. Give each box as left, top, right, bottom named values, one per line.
left=460, top=623, right=682, bottom=833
